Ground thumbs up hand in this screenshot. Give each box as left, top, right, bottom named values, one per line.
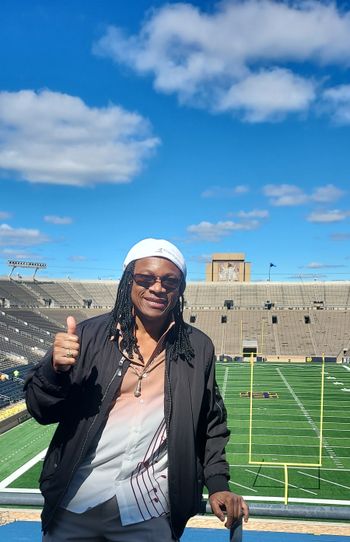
left=53, top=316, right=80, bottom=373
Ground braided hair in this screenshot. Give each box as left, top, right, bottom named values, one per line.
left=109, top=261, right=194, bottom=363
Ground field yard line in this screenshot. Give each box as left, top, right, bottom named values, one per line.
left=221, top=367, right=229, bottom=399
left=276, top=367, right=344, bottom=468
left=297, top=471, right=350, bottom=491
left=231, top=435, right=350, bottom=441
left=0, top=448, right=47, bottom=489
left=0, top=418, right=32, bottom=439
left=229, top=480, right=258, bottom=493
left=230, top=443, right=322, bottom=448
left=343, top=365, right=350, bottom=372
left=241, top=496, right=350, bottom=505
left=230, top=424, right=350, bottom=432
left=230, top=464, right=350, bottom=471
left=227, top=451, right=350, bottom=459
left=245, top=468, right=317, bottom=495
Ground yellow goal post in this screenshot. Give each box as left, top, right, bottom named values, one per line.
left=247, top=352, right=326, bottom=504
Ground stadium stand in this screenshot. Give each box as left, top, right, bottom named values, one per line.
left=1, top=277, right=350, bottom=369
left=0, top=280, right=40, bottom=307
left=0, top=363, right=33, bottom=407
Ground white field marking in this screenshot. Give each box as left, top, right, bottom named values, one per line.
left=244, top=468, right=317, bottom=495
left=276, top=367, right=344, bottom=468
left=333, top=381, right=344, bottom=385
left=221, top=367, right=229, bottom=399
left=0, top=428, right=50, bottom=464
left=0, top=449, right=47, bottom=488
left=229, top=480, right=258, bottom=492
left=229, top=464, right=350, bottom=471
left=0, top=418, right=33, bottom=439
left=343, top=365, right=350, bottom=372
left=227, top=452, right=350, bottom=460
left=240, top=496, right=350, bottom=505
left=228, top=443, right=322, bottom=448
left=231, top=435, right=350, bottom=441
left=297, top=471, right=350, bottom=491
left=229, top=425, right=350, bottom=432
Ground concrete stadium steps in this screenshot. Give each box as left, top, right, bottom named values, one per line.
left=0, top=281, right=39, bottom=307
left=39, top=308, right=107, bottom=327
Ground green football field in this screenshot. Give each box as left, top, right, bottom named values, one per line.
left=216, top=362, right=350, bottom=503
left=0, top=363, right=349, bottom=504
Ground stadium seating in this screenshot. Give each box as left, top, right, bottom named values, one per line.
left=1, top=277, right=350, bottom=364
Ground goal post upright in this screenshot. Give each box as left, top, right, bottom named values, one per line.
left=247, top=351, right=326, bottom=504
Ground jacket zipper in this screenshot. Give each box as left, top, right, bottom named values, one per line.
left=44, top=357, right=126, bottom=531
left=164, top=351, right=175, bottom=536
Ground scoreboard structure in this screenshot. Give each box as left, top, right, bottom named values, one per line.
left=206, top=253, right=251, bottom=282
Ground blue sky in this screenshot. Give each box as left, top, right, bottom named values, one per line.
left=1, top=0, right=350, bottom=282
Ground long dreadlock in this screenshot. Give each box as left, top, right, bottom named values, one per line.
left=109, top=261, right=194, bottom=363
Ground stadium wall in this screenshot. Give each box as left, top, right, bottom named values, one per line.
left=0, top=409, right=31, bottom=435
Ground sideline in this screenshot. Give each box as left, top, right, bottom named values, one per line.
left=0, top=449, right=46, bottom=489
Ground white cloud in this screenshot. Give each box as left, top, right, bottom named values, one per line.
left=263, top=183, right=344, bottom=206
left=0, top=248, right=40, bottom=260
left=0, top=223, right=50, bottom=247
left=312, top=183, right=345, bottom=202
left=236, top=209, right=269, bottom=219
left=201, top=184, right=249, bottom=198
left=0, top=211, right=11, bottom=220
left=235, top=185, right=249, bottom=194
left=44, top=215, right=73, bottom=225
left=263, top=184, right=308, bottom=206
left=307, top=210, right=350, bottom=223
left=322, top=84, right=350, bottom=123
left=188, top=254, right=212, bottom=263
left=94, top=1, right=350, bottom=122
left=0, top=90, right=160, bottom=186
left=304, top=262, right=346, bottom=269
left=217, top=69, right=315, bottom=121
left=187, top=219, right=259, bottom=242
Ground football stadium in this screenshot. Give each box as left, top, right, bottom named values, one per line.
left=0, top=259, right=350, bottom=541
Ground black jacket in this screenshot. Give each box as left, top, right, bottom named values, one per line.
left=24, top=313, right=230, bottom=539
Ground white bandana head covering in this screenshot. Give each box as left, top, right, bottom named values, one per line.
left=123, top=238, right=187, bottom=278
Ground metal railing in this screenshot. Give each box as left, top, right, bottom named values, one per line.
left=1, top=492, right=350, bottom=541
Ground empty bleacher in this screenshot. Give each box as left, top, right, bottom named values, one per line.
left=0, top=280, right=40, bottom=307
left=0, top=277, right=350, bottom=363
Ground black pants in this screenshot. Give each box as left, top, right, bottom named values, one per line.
left=43, top=497, right=177, bottom=542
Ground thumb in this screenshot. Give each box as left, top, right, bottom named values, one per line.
left=66, top=316, right=77, bottom=335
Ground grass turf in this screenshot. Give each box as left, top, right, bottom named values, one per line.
left=1, top=363, right=349, bottom=503
left=217, top=362, right=350, bottom=501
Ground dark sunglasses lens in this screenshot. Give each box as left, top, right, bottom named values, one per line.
left=162, top=278, right=180, bottom=290
left=133, top=274, right=180, bottom=290
left=133, top=274, right=155, bottom=287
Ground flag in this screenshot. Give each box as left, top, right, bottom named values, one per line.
left=270, top=263, right=276, bottom=267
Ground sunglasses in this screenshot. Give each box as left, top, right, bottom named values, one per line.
left=132, top=273, right=181, bottom=291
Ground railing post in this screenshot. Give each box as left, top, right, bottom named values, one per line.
left=230, top=517, right=242, bottom=542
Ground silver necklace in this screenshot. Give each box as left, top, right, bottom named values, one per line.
left=130, top=359, right=155, bottom=397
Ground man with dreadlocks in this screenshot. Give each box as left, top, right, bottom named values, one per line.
left=25, top=238, right=249, bottom=541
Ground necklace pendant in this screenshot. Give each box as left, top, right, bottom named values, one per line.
left=134, top=378, right=142, bottom=397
